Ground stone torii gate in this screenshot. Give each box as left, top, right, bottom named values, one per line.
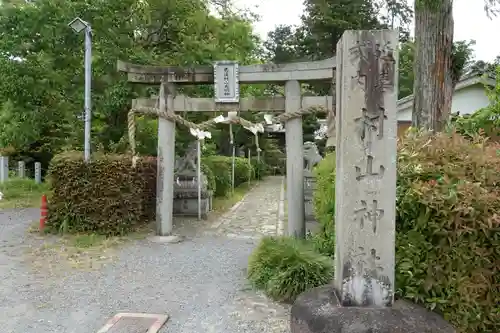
left=118, top=29, right=456, bottom=333
left=117, top=58, right=335, bottom=238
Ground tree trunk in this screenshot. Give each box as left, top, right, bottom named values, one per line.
left=412, top=0, right=454, bottom=131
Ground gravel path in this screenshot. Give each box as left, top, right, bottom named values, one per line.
left=0, top=176, right=290, bottom=333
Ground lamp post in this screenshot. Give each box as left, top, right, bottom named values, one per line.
left=68, top=17, right=92, bottom=162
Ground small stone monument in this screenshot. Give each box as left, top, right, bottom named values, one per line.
left=303, top=142, right=322, bottom=221
left=35, top=162, right=42, bottom=184
left=18, top=161, right=25, bottom=178
left=173, top=142, right=212, bottom=218
left=290, top=30, right=456, bottom=333
left=0, top=155, right=8, bottom=183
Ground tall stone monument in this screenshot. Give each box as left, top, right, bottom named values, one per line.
left=290, top=30, right=456, bottom=333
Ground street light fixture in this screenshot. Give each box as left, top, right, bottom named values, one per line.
left=68, top=17, right=92, bottom=162
left=68, top=17, right=87, bottom=33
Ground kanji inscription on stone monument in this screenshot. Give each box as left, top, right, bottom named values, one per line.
left=353, top=199, right=384, bottom=232
left=351, top=39, right=395, bottom=149
left=355, top=155, right=385, bottom=181
left=335, top=30, right=398, bottom=308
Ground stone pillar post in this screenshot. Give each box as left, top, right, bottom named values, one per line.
left=35, top=162, right=42, bottom=184
left=156, top=82, right=176, bottom=236
left=18, top=161, right=25, bottom=178
left=0, top=155, right=8, bottom=183
left=285, top=80, right=305, bottom=238
left=290, top=29, right=456, bottom=333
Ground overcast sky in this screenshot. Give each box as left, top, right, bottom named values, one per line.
left=234, top=0, right=500, bottom=62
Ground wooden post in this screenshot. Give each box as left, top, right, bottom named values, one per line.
left=334, top=30, right=398, bottom=307
left=156, top=82, right=176, bottom=236
left=285, top=80, right=305, bottom=238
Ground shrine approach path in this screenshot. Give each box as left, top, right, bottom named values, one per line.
left=0, top=176, right=290, bottom=333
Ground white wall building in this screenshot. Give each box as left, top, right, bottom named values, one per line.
left=397, top=72, right=495, bottom=122
left=315, top=71, right=495, bottom=139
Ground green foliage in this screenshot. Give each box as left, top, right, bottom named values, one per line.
left=450, top=40, right=477, bottom=85
left=312, top=153, right=335, bottom=229
left=309, top=152, right=336, bottom=258
left=247, top=236, right=334, bottom=302
left=0, top=177, right=49, bottom=209
left=202, top=155, right=254, bottom=197
left=201, top=156, right=232, bottom=197
left=0, top=0, right=261, bottom=164
left=454, top=66, right=500, bottom=139
left=312, top=132, right=500, bottom=332
left=398, top=39, right=475, bottom=100
left=398, top=41, right=415, bottom=99
left=233, top=157, right=252, bottom=185
left=201, top=162, right=216, bottom=192
left=251, top=158, right=267, bottom=180
left=262, top=139, right=286, bottom=175
left=0, top=177, right=47, bottom=198
left=396, top=131, right=500, bottom=332
left=47, top=152, right=155, bottom=235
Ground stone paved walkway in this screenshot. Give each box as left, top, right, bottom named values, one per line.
left=206, top=176, right=284, bottom=239
left=0, top=176, right=290, bottom=333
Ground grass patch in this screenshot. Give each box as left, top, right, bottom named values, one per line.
left=248, top=236, right=334, bottom=302
left=0, top=178, right=49, bottom=209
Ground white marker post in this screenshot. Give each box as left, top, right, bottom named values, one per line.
left=214, top=112, right=240, bottom=193
left=213, top=60, right=239, bottom=193
left=189, top=128, right=212, bottom=220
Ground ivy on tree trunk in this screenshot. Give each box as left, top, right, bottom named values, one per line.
left=412, top=0, right=454, bottom=131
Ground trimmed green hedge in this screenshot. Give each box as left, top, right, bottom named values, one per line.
left=202, top=155, right=254, bottom=197
left=47, top=152, right=262, bottom=235
left=311, top=131, right=500, bottom=333
left=47, top=152, right=155, bottom=235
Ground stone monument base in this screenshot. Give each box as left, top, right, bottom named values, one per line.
left=173, top=195, right=212, bottom=219
left=290, top=285, right=456, bottom=333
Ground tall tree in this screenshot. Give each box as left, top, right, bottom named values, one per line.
left=412, top=0, right=499, bottom=131
left=412, top=0, right=454, bottom=131
left=399, top=39, right=475, bottom=100
left=0, top=0, right=262, bottom=161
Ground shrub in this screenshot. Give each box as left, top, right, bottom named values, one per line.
left=47, top=152, right=155, bottom=235
left=313, top=152, right=335, bottom=229
left=202, top=156, right=232, bottom=196
left=202, top=155, right=254, bottom=196
left=309, top=152, right=336, bottom=258
left=233, top=157, right=253, bottom=185
left=247, top=236, right=334, bottom=302
left=263, top=139, right=286, bottom=175
left=251, top=158, right=267, bottom=180
left=312, top=131, right=500, bottom=332
left=396, top=131, right=500, bottom=332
